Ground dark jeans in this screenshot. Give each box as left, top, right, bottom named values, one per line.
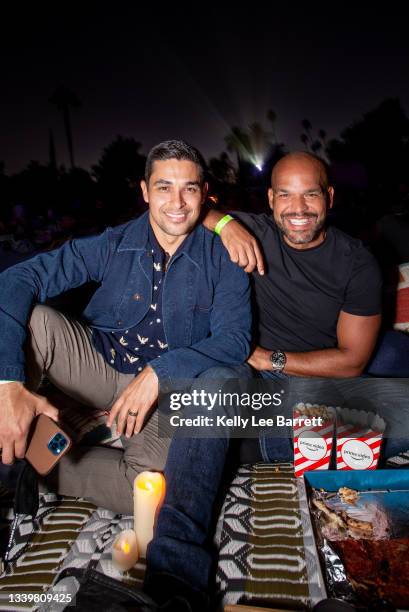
left=258, top=369, right=293, bottom=462
left=145, top=363, right=291, bottom=596
left=146, top=435, right=229, bottom=595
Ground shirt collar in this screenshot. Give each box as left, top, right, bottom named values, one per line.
left=117, top=211, right=204, bottom=269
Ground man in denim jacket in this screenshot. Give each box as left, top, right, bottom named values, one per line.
left=0, top=140, right=251, bottom=516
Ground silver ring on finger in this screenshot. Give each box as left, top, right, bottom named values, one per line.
left=128, top=410, right=138, bottom=417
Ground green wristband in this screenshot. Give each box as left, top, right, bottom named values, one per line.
left=214, top=214, right=234, bottom=236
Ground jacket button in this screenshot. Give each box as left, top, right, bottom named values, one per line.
left=133, top=293, right=142, bottom=301
left=117, top=320, right=122, bottom=326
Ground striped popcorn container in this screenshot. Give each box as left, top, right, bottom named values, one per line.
left=336, top=408, right=385, bottom=470
left=293, top=403, right=336, bottom=478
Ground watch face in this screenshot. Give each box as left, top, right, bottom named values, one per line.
left=271, top=350, right=286, bottom=370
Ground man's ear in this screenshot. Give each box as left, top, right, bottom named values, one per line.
left=140, top=180, right=149, bottom=204
left=267, top=187, right=274, bottom=211
left=201, top=182, right=209, bottom=204
left=327, top=186, right=335, bottom=210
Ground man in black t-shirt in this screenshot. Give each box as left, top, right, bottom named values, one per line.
left=143, top=153, right=384, bottom=608
left=205, top=151, right=382, bottom=378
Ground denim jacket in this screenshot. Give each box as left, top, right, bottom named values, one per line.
left=0, top=212, right=251, bottom=384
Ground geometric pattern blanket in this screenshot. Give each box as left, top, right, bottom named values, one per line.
left=0, top=463, right=325, bottom=611
left=215, top=463, right=324, bottom=610
left=0, top=395, right=325, bottom=610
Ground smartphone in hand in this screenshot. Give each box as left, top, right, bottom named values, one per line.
left=25, top=414, right=72, bottom=475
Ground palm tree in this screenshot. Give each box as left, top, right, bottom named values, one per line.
left=208, top=152, right=236, bottom=185
left=49, top=86, right=81, bottom=169
left=224, top=126, right=251, bottom=166
left=48, top=128, right=57, bottom=169
left=311, top=140, right=323, bottom=153
left=300, top=133, right=309, bottom=147
left=300, top=118, right=313, bottom=150
left=249, top=122, right=267, bottom=150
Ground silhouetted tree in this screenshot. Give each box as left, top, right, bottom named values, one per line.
left=327, top=98, right=409, bottom=218
left=49, top=86, right=81, bottom=169
left=93, top=136, right=147, bottom=222
left=267, top=109, right=277, bottom=143
left=208, top=152, right=237, bottom=205
left=93, top=136, right=146, bottom=185
left=225, top=126, right=251, bottom=167
left=300, top=119, right=313, bottom=149
left=300, top=119, right=327, bottom=157
left=208, top=152, right=236, bottom=185
left=10, top=161, right=58, bottom=215
left=224, top=114, right=287, bottom=208
left=48, top=129, right=57, bottom=170
left=300, top=133, right=309, bottom=147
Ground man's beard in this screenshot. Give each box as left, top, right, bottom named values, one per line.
left=275, top=213, right=326, bottom=246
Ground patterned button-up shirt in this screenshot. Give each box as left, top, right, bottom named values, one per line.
left=92, top=225, right=170, bottom=374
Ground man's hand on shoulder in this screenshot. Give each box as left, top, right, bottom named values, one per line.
left=203, top=209, right=265, bottom=274
left=220, top=219, right=265, bottom=274
left=0, top=382, right=59, bottom=465
left=106, top=366, right=159, bottom=438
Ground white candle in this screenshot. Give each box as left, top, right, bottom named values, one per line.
left=134, top=471, right=166, bottom=557
left=111, top=529, right=139, bottom=571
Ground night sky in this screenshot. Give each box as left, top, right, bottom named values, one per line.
left=2, top=4, right=409, bottom=173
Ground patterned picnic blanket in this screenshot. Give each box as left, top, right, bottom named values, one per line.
left=0, top=398, right=324, bottom=611
left=0, top=463, right=325, bottom=612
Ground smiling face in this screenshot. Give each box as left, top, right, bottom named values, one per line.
left=268, top=154, right=334, bottom=249
left=140, top=158, right=208, bottom=253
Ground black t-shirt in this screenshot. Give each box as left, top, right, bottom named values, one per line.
left=234, top=213, right=382, bottom=352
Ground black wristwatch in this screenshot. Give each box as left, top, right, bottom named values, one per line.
left=270, top=349, right=287, bottom=372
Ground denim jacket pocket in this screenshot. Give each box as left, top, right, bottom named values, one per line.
left=191, top=305, right=212, bottom=343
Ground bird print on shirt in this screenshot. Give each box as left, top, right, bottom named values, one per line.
left=95, top=233, right=170, bottom=374
left=126, top=353, right=139, bottom=363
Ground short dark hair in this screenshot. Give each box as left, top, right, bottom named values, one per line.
left=145, top=140, right=207, bottom=184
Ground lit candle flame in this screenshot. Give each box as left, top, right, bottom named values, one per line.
left=121, top=541, right=131, bottom=554
left=137, top=478, right=157, bottom=491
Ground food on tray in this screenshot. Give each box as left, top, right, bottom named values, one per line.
left=338, top=487, right=359, bottom=505
left=312, top=498, right=346, bottom=529
left=333, top=538, right=409, bottom=609
left=312, top=496, right=374, bottom=538
left=309, top=484, right=409, bottom=609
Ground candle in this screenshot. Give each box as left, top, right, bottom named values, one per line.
left=134, top=471, right=166, bottom=557
left=111, top=529, right=139, bottom=571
